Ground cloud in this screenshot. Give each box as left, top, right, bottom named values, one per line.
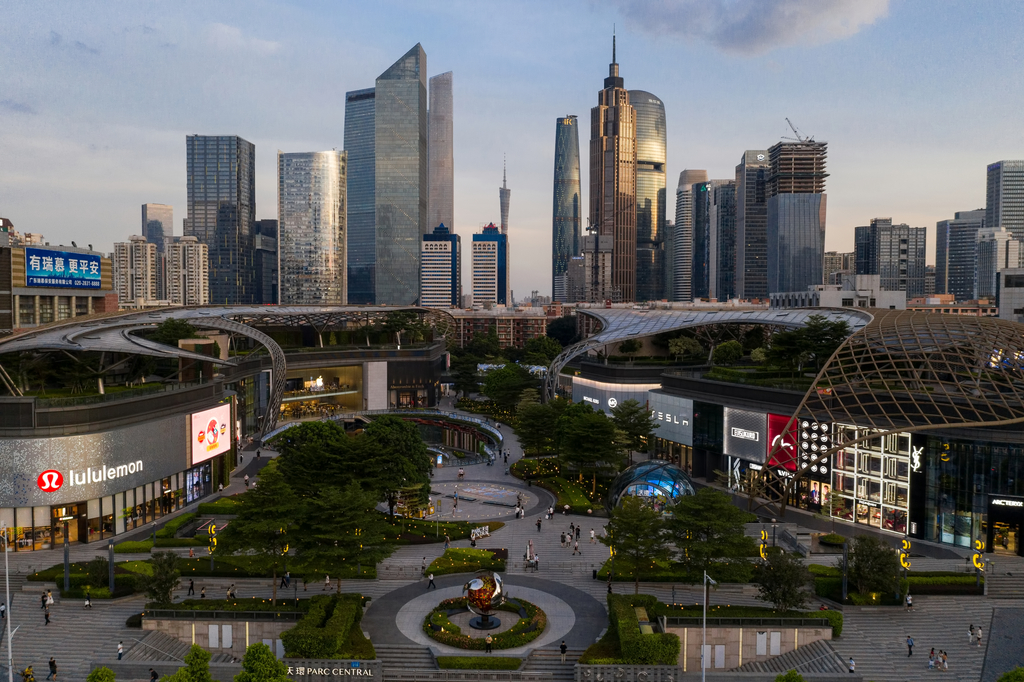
left=74, top=40, right=100, bottom=54
left=0, top=100, right=37, bottom=115
left=207, top=23, right=280, bottom=55
left=49, top=30, right=99, bottom=54
left=612, top=0, right=890, bottom=55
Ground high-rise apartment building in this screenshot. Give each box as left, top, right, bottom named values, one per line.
left=184, top=135, right=255, bottom=304
left=166, top=236, right=209, bottom=306
left=420, top=224, right=460, bottom=308
left=581, top=233, right=614, bottom=303
left=672, top=170, right=707, bottom=302
left=552, top=115, right=581, bottom=302
left=630, top=89, right=666, bottom=302
left=856, top=218, right=927, bottom=297
left=472, top=223, right=509, bottom=306
left=735, top=151, right=769, bottom=299
left=253, top=219, right=278, bottom=304
left=113, top=236, right=158, bottom=306
left=976, top=227, right=1020, bottom=299
left=428, top=72, right=454, bottom=232
left=277, top=151, right=347, bottom=305
left=986, top=160, right=1024, bottom=236
left=343, top=87, right=376, bottom=304
left=499, top=161, right=511, bottom=235
left=589, top=37, right=636, bottom=303
left=823, top=251, right=855, bottom=285
left=766, top=141, right=828, bottom=295
left=935, top=209, right=985, bottom=300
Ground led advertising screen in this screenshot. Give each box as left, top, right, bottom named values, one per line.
left=571, top=377, right=660, bottom=414
left=190, top=404, right=232, bottom=465
left=723, top=408, right=768, bottom=463
left=767, top=414, right=800, bottom=471
left=647, top=391, right=694, bottom=446
left=25, top=247, right=102, bottom=289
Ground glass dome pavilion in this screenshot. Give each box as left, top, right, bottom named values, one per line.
left=607, top=460, right=696, bottom=511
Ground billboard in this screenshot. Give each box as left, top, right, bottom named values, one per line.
left=571, top=377, right=660, bottom=414
left=25, top=247, right=102, bottom=289
left=190, top=404, right=232, bottom=465
left=647, top=391, right=693, bottom=446
left=767, top=414, right=800, bottom=471
left=723, top=408, right=767, bottom=463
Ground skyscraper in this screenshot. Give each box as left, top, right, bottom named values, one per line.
left=113, top=236, right=158, bottom=305
left=142, top=204, right=173, bottom=252
left=691, top=181, right=712, bottom=299
left=854, top=224, right=876, bottom=276
left=766, top=141, right=828, bottom=294
left=935, top=209, right=985, bottom=300
left=499, top=159, right=511, bottom=235
left=428, top=72, right=454, bottom=232
left=166, top=236, right=209, bottom=306
left=976, top=227, right=1020, bottom=299
left=735, top=151, right=769, bottom=300
left=421, top=224, right=460, bottom=308
left=374, top=44, right=429, bottom=305
left=253, top=219, right=278, bottom=304
left=710, top=181, right=737, bottom=301
left=184, top=135, right=255, bottom=304
left=875, top=219, right=927, bottom=298
left=344, top=87, right=376, bottom=304
left=672, top=170, right=707, bottom=302
left=986, top=160, right=1024, bottom=235
left=472, top=223, right=509, bottom=306
left=823, top=251, right=855, bottom=284
left=277, top=150, right=347, bottom=305
left=552, top=115, right=581, bottom=303
left=589, top=36, right=636, bottom=303
left=629, top=90, right=666, bottom=302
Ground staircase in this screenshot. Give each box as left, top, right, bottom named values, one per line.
left=376, top=644, right=436, bottom=679
left=522, top=647, right=585, bottom=682
left=731, top=639, right=848, bottom=675
left=984, top=571, right=1024, bottom=598
left=121, top=630, right=236, bottom=663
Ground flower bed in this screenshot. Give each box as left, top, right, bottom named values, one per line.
left=423, top=597, right=546, bottom=650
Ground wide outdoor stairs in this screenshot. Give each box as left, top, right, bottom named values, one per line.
left=985, top=570, right=1024, bottom=598
left=522, top=647, right=585, bottom=682
left=376, top=644, right=436, bottom=679
left=122, top=630, right=236, bottom=664
left=731, top=639, right=847, bottom=674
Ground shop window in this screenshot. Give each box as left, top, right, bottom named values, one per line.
left=38, top=298, right=54, bottom=324
left=57, top=297, right=71, bottom=320
left=18, top=297, right=34, bottom=322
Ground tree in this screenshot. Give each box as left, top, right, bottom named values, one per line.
left=601, top=496, right=672, bottom=594
left=559, top=409, right=625, bottom=494
left=161, top=644, right=213, bottom=682
left=466, top=325, right=501, bottom=359
left=215, top=462, right=298, bottom=604
left=87, top=668, right=117, bottom=682
left=618, top=339, right=642, bottom=364
left=481, top=364, right=539, bottom=411
left=360, top=416, right=432, bottom=516
left=235, top=643, right=290, bottom=682
left=848, top=535, right=899, bottom=595
left=753, top=550, right=811, bottom=612
left=712, top=340, right=743, bottom=365
left=149, top=319, right=199, bottom=347
left=87, top=556, right=109, bottom=588
left=750, top=347, right=767, bottom=364
left=610, top=399, right=658, bottom=463
left=142, top=551, right=180, bottom=607
left=668, top=336, right=703, bottom=362
left=998, top=670, right=1024, bottom=682
left=546, top=316, right=578, bottom=346
left=450, top=354, right=480, bottom=398
left=515, top=402, right=559, bottom=455
left=668, top=488, right=755, bottom=593
left=523, top=336, right=563, bottom=365
left=765, top=315, right=851, bottom=373
left=774, top=671, right=806, bottom=682
left=295, top=483, right=395, bottom=587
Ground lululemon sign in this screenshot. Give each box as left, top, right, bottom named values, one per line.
left=37, top=470, right=63, bottom=492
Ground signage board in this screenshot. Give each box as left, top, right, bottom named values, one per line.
left=767, top=414, right=799, bottom=471
left=647, top=391, right=693, bottom=446
left=570, top=377, right=660, bottom=414
left=25, top=247, right=102, bottom=289
left=723, top=408, right=767, bottom=463
left=190, top=404, right=232, bottom=465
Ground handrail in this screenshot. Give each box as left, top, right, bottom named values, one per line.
left=264, top=408, right=505, bottom=444
left=665, top=616, right=830, bottom=627
left=130, top=636, right=185, bottom=662
left=144, top=609, right=303, bottom=621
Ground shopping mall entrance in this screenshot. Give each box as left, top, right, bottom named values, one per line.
left=987, top=496, right=1024, bottom=557
left=51, top=504, right=87, bottom=546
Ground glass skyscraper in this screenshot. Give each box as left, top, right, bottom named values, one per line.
left=710, top=181, right=737, bottom=301
left=421, top=224, right=460, bottom=308
left=428, top=72, right=454, bottom=232
left=375, top=44, right=428, bottom=305
left=254, top=219, right=278, bottom=304
left=629, top=90, right=666, bottom=302
left=734, top=151, right=769, bottom=300
left=672, top=170, right=707, bottom=302
left=472, top=224, right=508, bottom=306
left=344, top=87, right=376, bottom=304
left=141, top=204, right=173, bottom=252
left=935, top=209, right=985, bottom=300
left=277, top=151, right=347, bottom=305
left=552, top=115, right=581, bottom=302
left=184, top=135, right=255, bottom=304
left=691, top=181, right=712, bottom=299
left=986, top=160, right=1024, bottom=234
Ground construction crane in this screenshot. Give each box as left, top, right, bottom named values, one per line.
left=782, top=117, right=814, bottom=143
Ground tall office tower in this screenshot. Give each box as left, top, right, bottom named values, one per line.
left=113, top=235, right=158, bottom=305
left=691, top=181, right=712, bottom=299
left=766, top=141, right=828, bottom=294
left=142, top=204, right=173, bottom=299
left=184, top=135, right=255, bottom=304
left=589, top=36, right=637, bottom=302
left=565, top=255, right=586, bottom=303
left=499, top=159, right=511, bottom=235
left=278, top=151, right=347, bottom=305
left=344, top=87, right=376, bottom=304
left=976, top=227, right=1020, bottom=299
left=823, top=251, right=855, bottom=285
left=986, top=160, right=1024, bottom=236
left=935, top=209, right=985, bottom=300
left=925, top=265, right=936, bottom=297
left=428, top=72, right=454, bottom=231
left=253, top=219, right=278, bottom=304
left=374, top=44, right=429, bottom=305
left=874, top=219, right=927, bottom=297
left=166, top=236, right=209, bottom=306
left=472, top=223, right=509, bottom=306
left=629, top=89, right=666, bottom=302
left=581, top=233, right=614, bottom=302
left=672, top=169, right=708, bottom=301
left=420, top=224, right=460, bottom=308
left=854, top=225, right=875, bottom=275
left=552, top=115, right=582, bottom=302
left=734, top=151, right=770, bottom=299
left=710, top=181, right=737, bottom=301
left=662, top=220, right=674, bottom=298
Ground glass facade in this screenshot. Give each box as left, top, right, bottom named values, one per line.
left=552, top=116, right=581, bottom=302
left=691, top=182, right=712, bottom=299
left=766, top=193, right=825, bottom=294
left=254, top=219, right=278, bottom=304
left=630, top=90, right=666, bottom=302
left=874, top=219, right=928, bottom=298
left=608, top=460, right=695, bottom=510
left=672, top=171, right=707, bottom=302
left=142, top=203, right=173, bottom=252
left=375, top=44, right=428, bottom=305
left=428, top=72, right=454, bottom=232
left=185, top=135, right=256, bottom=304
left=421, top=224, right=460, bottom=308
left=344, top=87, right=376, bottom=304
left=277, top=151, right=348, bottom=304
left=711, top=181, right=737, bottom=301
left=935, top=210, right=983, bottom=300
left=734, top=152, right=769, bottom=300
left=986, top=160, right=1024, bottom=237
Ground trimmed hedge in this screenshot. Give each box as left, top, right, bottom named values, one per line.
left=387, top=519, right=505, bottom=545
left=155, top=513, right=197, bottom=539
left=197, top=497, right=243, bottom=515
left=436, top=657, right=522, bottom=670
left=175, top=598, right=307, bottom=612
left=281, top=595, right=368, bottom=659
left=154, top=538, right=206, bottom=548
left=114, top=540, right=154, bottom=553
left=424, top=597, right=546, bottom=650
left=597, top=558, right=754, bottom=583
left=427, top=549, right=506, bottom=576
left=607, top=594, right=679, bottom=665
left=650, top=603, right=842, bottom=638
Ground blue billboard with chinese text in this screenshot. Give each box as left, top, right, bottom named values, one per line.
left=25, top=248, right=102, bottom=289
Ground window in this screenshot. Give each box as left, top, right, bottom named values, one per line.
left=842, top=298, right=854, bottom=307
left=1005, top=274, right=1024, bottom=288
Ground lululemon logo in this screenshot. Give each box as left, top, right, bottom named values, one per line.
left=38, top=470, right=63, bottom=492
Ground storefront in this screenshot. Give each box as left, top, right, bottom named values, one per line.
left=648, top=391, right=694, bottom=473
left=571, top=377, right=662, bottom=415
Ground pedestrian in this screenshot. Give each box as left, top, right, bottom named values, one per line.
left=590, top=529, right=596, bottom=543
left=573, top=540, right=580, bottom=556
left=0, top=602, right=5, bottom=620
left=256, top=449, right=261, bottom=460
left=969, top=625, right=975, bottom=645
left=46, top=658, right=56, bottom=681
left=906, top=635, right=913, bottom=656
left=485, top=634, right=493, bottom=653
left=534, top=553, right=539, bottom=570
left=560, top=532, right=566, bottom=547
left=44, top=608, right=50, bottom=625
left=444, top=534, right=451, bottom=550
left=976, top=626, right=982, bottom=647
left=239, top=454, right=243, bottom=465
left=536, top=518, right=542, bottom=532
left=280, top=573, right=288, bottom=589
left=848, top=657, right=855, bottom=674
left=560, top=640, right=568, bottom=663
left=189, top=547, right=195, bottom=558
left=941, top=651, right=948, bottom=671
left=428, top=573, right=436, bottom=589
left=421, top=557, right=427, bottom=574
left=118, top=642, right=124, bottom=660
left=188, top=579, right=195, bottom=596
left=200, top=587, right=206, bottom=599
left=226, top=586, right=232, bottom=599
left=149, top=669, right=159, bottom=682
left=46, top=590, right=53, bottom=606
left=244, top=474, right=250, bottom=488
left=928, top=648, right=935, bottom=670
left=576, top=526, right=581, bottom=541
left=40, top=593, right=46, bottom=610
left=323, top=575, right=331, bottom=591
left=570, top=522, right=575, bottom=537
left=285, top=572, right=291, bottom=588
left=84, top=594, right=92, bottom=609
left=905, top=593, right=913, bottom=611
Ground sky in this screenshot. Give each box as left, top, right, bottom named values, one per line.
left=2, top=0, right=1024, bottom=298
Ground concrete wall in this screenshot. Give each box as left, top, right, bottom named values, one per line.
left=669, top=625, right=832, bottom=672
left=364, top=361, right=387, bottom=410
left=144, top=618, right=291, bottom=653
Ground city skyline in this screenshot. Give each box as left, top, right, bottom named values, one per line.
left=3, top=1, right=1024, bottom=297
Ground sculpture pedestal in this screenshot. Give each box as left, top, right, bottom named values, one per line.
left=468, top=613, right=502, bottom=630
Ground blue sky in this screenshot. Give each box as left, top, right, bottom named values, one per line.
left=2, top=0, right=1023, bottom=297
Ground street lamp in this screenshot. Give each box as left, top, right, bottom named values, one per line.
left=771, top=518, right=778, bottom=548
left=702, top=571, right=717, bottom=682
left=1, top=522, right=13, bottom=682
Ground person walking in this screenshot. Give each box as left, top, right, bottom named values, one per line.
left=427, top=573, right=436, bottom=589
left=573, top=540, right=580, bottom=556
left=323, top=575, right=331, bottom=591
left=928, top=648, right=935, bottom=670
left=848, top=657, right=855, bottom=674
left=560, top=641, right=568, bottom=663
left=976, top=626, right=983, bottom=648
left=189, top=547, right=195, bottom=558
left=905, top=593, right=913, bottom=611
left=941, top=650, right=948, bottom=671
left=44, top=608, right=50, bottom=626
left=188, top=579, right=195, bottom=596
left=560, top=532, right=566, bottom=548
left=575, top=526, right=581, bottom=541
left=534, top=553, right=539, bottom=570
left=536, top=518, right=542, bottom=532
left=46, top=658, right=56, bottom=681
left=485, top=634, right=493, bottom=653
left=40, top=593, right=46, bottom=610
left=84, top=594, right=92, bottom=609
left=149, top=669, right=159, bottom=682
left=906, top=635, right=913, bottom=656
left=0, top=602, right=6, bottom=620
left=256, top=449, right=261, bottom=460
left=421, top=558, right=427, bottom=574
left=969, top=625, right=975, bottom=645
left=244, top=474, right=250, bottom=488
left=200, top=587, right=206, bottom=599
left=118, top=642, right=124, bottom=660
left=590, top=529, right=596, bottom=544
left=46, top=590, right=53, bottom=607
left=569, top=522, right=575, bottom=537
left=444, top=534, right=451, bottom=550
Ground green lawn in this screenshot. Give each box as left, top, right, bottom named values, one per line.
left=436, top=657, right=522, bottom=670
left=427, top=548, right=506, bottom=576
left=386, top=518, right=505, bottom=545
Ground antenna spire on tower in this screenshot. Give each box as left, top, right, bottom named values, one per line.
left=612, top=25, right=616, bottom=64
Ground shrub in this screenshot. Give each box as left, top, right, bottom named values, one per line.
left=197, top=497, right=242, bottom=515
left=114, top=540, right=154, bottom=553
left=235, top=642, right=291, bottom=682
left=775, top=671, right=806, bottom=682
left=608, top=594, right=679, bottom=665
left=87, top=667, right=117, bottom=682
left=427, top=548, right=506, bottom=576
left=155, top=513, right=198, bottom=539
left=424, top=598, right=546, bottom=650
left=818, top=533, right=846, bottom=546
left=280, top=595, right=365, bottom=659
left=154, top=538, right=206, bottom=548
left=807, top=564, right=840, bottom=577
left=998, top=668, right=1024, bottom=682
left=436, top=657, right=522, bottom=670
